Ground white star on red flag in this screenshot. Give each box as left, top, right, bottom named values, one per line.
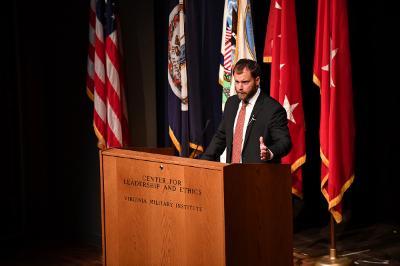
left=321, top=38, right=338, bottom=88
left=283, top=95, right=299, bottom=124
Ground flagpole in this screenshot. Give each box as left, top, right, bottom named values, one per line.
left=315, top=214, right=352, bottom=266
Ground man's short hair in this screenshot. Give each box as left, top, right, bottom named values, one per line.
left=233, top=59, right=261, bottom=78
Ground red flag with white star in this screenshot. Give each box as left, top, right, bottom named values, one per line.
left=313, top=0, right=355, bottom=223
left=263, top=0, right=306, bottom=197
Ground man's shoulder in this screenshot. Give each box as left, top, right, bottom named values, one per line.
left=226, top=95, right=240, bottom=104
left=259, top=92, right=283, bottom=109
left=225, top=95, right=240, bottom=110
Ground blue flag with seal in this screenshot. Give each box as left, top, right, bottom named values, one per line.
left=185, top=0, right=205, bottom=158
left=168, top=0, right=189, bottom=156
left=167, top=0, right=204, bottom=157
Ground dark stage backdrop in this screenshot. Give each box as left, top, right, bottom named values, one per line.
left=2, top=0, right=101, bottom=249
left=2, top=0, right=158, bottom=251
left=1, top=0, right=399, bottom=251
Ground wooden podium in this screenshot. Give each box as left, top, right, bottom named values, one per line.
left=100, top=148, right=292, bottom=266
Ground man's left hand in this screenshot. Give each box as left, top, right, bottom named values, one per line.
left=259, top=136, right=271, bottom=161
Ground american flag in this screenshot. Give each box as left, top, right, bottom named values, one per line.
left=222, top=27, right=233, bottom=75
left=86, top=0, right=129, bottom=149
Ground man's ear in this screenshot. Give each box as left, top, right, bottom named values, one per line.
left=256, top=76, right=260, bottom=86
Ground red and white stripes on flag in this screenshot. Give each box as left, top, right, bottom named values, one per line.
left=86, top=0, right=96, bottom=101
left=86, top=0, right=129, bottom=149
left=223, top=27, right=233, bottom=75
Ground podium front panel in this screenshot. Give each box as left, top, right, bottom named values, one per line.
left=101, top=150, right=226, bottom=266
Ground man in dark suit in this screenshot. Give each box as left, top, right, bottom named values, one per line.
left=202, top=59, right=291, bottom=163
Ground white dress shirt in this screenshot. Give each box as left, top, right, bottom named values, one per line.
left=233, top=88, right=273, bottom=162
left=233, top=88, right=260, bottom=149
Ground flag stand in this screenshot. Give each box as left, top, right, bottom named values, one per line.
left=315, top=215, right=352, bottom=266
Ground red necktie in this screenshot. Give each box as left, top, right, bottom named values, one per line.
left=231, top=102, right=247, bottom=163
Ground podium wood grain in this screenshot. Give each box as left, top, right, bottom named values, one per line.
left=100, top=148, right=292, bottom=266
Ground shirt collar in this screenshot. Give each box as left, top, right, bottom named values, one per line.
left=246, top=87, right=261, bottom=106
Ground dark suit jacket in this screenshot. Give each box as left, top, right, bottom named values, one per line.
left=202, top=92, right=291, bottom=163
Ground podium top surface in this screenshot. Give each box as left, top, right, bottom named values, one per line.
left=102, top=148, right=227, bottom=170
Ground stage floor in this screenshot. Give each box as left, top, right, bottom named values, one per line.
left=1, top=223, right=399, bottom=265
left=294, top=223, right=400, bottom=265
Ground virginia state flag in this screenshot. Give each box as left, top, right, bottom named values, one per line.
left=264, top=0, right=306, bottom=197
left=313, top=0, right=355, bottom=223
left=185, top=0, right=205, bottom=157
left=167, top=0, right=204, bottom=157
left=168, top=0, right=190, bottom=156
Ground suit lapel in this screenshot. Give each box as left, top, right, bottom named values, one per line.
left=243, top=93, right=265, bottom=148
left=226, top=96, right=240, bottom=148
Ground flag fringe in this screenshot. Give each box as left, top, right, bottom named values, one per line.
left=169, top=127, right=182, bottom=154
left=290, top=154, right=306, bottom=198
left=263, top=56, right=272, bottom=63
left=189, top=143, right=204, bottom=158
left=292, top=187, right=303, bottom=199
left=87, top=87, right=94, bottom=101
left=169, top=127, right=204, bottom=157
left=323, top=175, right=355, bottom=210
left=291, top=154, right=306, bottom=173
left=218, top=76, right=225, bottom=87
left=189, top=142, right=204, bottom=152
left=320, top=146, right=355, bottom=223
left=320, top=147, right=329, bottom=168
left=331, top=209, right=342, bottom=223
left=312, top=73, right=321, bottom=89
left=94, top=122, right=106, bottom=150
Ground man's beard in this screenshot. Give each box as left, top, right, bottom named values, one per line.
left=236, top=86, right=257, bottom=102
left=236, top=92, right=247, bottom=101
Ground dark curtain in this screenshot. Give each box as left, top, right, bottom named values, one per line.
left=1, top=0, right=102, bottom=251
